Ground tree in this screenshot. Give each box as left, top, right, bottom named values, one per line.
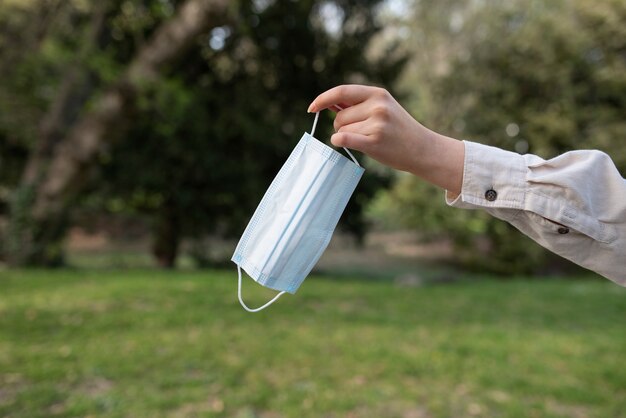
left=1, top=0, right=406, bottom=267
left=3, top=0, right=233, bottom=266
left=96, top=0, right=405, bottom=267
left=371, top=0, right=626, bottom=274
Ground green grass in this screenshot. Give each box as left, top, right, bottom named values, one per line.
left=0, top=269, right=625, bottom=418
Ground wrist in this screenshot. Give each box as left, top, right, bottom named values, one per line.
left=408, top=125, right=464, bottom=196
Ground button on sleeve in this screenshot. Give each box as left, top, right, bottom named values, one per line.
left=446, top=141, right=527, bottom=210
left=485, top=189, right=498, bottom=202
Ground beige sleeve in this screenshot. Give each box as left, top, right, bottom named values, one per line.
left=446, top=141, right=626, bottom=286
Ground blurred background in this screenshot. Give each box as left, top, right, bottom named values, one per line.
left=1, top=0, right=625, bottom=417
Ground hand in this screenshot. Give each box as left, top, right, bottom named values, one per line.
left=308, top=84, right=465, bottom=195
left=308, top=85, right=423, bottom=173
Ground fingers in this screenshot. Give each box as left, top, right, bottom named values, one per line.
left=333, top=104, right=369, bottom=131
left=337, top=120, right=371, bottom=136
left=331, top=103, right=348, bottom=112
left=308, top=85, right=381, bottom=113
left=330, top=131, right=370, bottom=152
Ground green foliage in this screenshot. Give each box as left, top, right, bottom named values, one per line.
left=0, top=0, right=406, bottom=266
left=373, top=0, right=626, bottom=274
left=3, top=185, right=36, bottom=264
left=0, top=1, right=127, bottom=265
left=438, top=0, right=626, bottom=163
left=1, top=269, right=625, bottom=417
left=93, top=0, right=405, bottom=265
left=0, top=3, right=49, bottom=188
left=3, top=185, right=66, bottom=267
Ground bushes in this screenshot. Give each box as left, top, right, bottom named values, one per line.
left=373, top=0, right=625, bottom=274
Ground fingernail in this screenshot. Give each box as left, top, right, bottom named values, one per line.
left=307, top=103, right=314, bottom=113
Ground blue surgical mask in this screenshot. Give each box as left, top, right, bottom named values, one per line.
left=232, top=111, right=364, bottom=312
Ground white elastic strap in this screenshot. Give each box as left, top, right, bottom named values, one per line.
left=311, top=109, right=360, bottom=167
left=237, top=264, right=286, bottom=312
left=342, top=147, right=360, bottom=167
left=311, top=111, right=320, bottom=138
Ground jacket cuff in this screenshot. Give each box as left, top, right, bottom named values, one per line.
left=446, top=141, right=527, bottom=210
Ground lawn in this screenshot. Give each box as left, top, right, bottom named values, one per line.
left=0, top=269, right=625, bottom=418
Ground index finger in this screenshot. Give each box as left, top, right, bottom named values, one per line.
left=308, top=84, right=378, bottom=113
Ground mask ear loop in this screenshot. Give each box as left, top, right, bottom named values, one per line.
left=311, top=108, right=360, bottom=167
left=237, top=264, right=286, bottom=313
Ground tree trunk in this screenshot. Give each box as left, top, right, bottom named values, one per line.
left=152, top=199, right=181, bottom=269
left=7, top=0, right=232, bottom=266
left=21, top=2, right=108, bottom=187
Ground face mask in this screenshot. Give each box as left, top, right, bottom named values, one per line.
left=232, top=110, right=364, bottom=312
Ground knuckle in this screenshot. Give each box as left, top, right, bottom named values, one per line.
left=336, top=84, right=348, bottom=98
left=370, top=124, right=385, bottom=143
left=375, top=87, right=390, bottom=99
left=370, top=133, right=383, bottom=145
left=372, top=105, right=390, bottom=121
